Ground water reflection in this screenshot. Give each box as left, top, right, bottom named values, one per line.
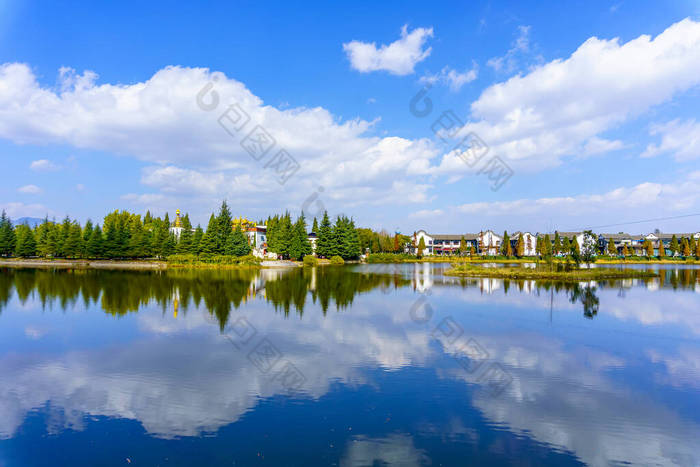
left=0, top=264, right=699, bottom=466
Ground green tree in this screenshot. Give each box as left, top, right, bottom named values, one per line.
left=572, top=237, right=580, bottom=255
left=199, top=215, right=219, bottom=254
left=417, top=236, right=426, bottom=257
left=543, top=234, right=553, bottom=257
left=216, top=201, right=233, bottom=254
left=0, top=211, right=15, bottom=256
left=670, top=235, right=679, bottom=256
left=681, top=238, right=691, bottom=257
left=192, top=225, right=204, bottom=254
left=690, top=236, right=697, bottom=257
left=459, top=236, right=468, bottom=256
left=225, top=225, right=251, bottom=256
left=553, top=232, right=561, bottom=255
left=14, top=224, right=37, bottom=257
left=515, top=233, right=524, bottom=257
left=87, top=225, right=104, bottom=258
left=316, top=211, right=333, bottom=258
left=312, top=217, right=319, bottom=233
left=562, top=236, right=571, bottom=255
left=607, top=238, right=617, bottom=256
left=501, top=231, right=511, bottom=256
left=62, top=222, right=84, bottom=258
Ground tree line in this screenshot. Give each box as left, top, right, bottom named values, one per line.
left=0, top=202, right=367, bottom=260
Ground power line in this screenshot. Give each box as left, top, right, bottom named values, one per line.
left=571, top=212, right=700, bottom=231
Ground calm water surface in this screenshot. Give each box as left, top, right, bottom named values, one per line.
left=0, top=263, right=699, bottom=466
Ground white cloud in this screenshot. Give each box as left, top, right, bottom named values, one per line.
left=29, top=159, right=59, bottom=171
left=17, top=184, right=42, bottom=194
left=642, top=119, right=700, bottom=161
left=0, top=201, right=48, bottom=218
left=420, top=63, right=478, bottom=91
left=0, top=63, right=440, bottom=214
left=75, top=183, right=85, bottom=191
left=457, top=18, right=700, bottom=170
left=343, top=25, right=433, bottom=75
left=487, top=25, right=536, bottom=74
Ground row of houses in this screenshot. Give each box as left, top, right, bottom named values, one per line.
left=410, top=230, right=700, bottom=257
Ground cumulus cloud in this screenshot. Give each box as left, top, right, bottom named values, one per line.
left=420, top=63, right=478, bottom=91
left=29, top=159, right=60, bottom=171
left=343, top=25, right=433, bottom=75
left=642, top=119, right=700, bottom=161
left=452, top=18, right=700, bottom=170
left=17, top=184, right=42, bottom=194
left=487, top=25, right=538, bottom=74
left=0, top=63, right=440, bottom=213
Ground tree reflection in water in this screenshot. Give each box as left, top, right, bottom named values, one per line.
left=0, top=265, right=697, bottom=324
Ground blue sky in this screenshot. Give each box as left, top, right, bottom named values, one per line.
left=1, top=0, right=699, bottom=234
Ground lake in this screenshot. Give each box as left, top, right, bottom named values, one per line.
left=0, top=263, right=699, bottom=466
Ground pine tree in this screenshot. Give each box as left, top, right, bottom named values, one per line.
left=162, top=232, right=176, bottom=257
left=470, top=245, right=476, bottom=256
left=643, top=239, right=654, bottom=257
left=199, top=215, right=219, bottom=254
left=622, top=244, right=629, bottom=256
left=192, top=225, right=204, bottom=254
left=346, top=218, right=361, bottom=259
left=87, top=225, right=104, bottom=258
left=553, top=232, right=561, bottom=255
left=316, top=211, right=333, bottom=258
left=690, top=236, right=697, bottom=257
left=459, top=236, right=467, bottom=256
left=225, top=225, right=251, bottom=256
left=417, top=236, right=426, bottom=256
left=82, top=220, right=94, bottom=257
left=657, top=240, right=665, bottom=258
left=501, top=231, right=510, bottom=256
left=670, top=235, right=679, bottom=256
left=572, top=237, right=580, bottom=255
left=14, top=225, right=37, bottom=257
left=607, top=239, right=617, bottom=256
left=62, top=222, right=83, bottom=258
left=312, top=217, right=319, bottom=233
left=681, top=238, right=691, bottom=257
left=561, top=237, right=571, bottom=255
left=216, top=201, right=233, bottom=254
left=0, top=211, right=15, bottom=256
left=543, top=234, right=552, bottom=257
left=513, top=233, right=523, bottom=257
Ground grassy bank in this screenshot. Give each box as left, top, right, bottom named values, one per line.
left=0, top=258, right=167, bottom=270
left=367, top=253, right=699, bottom=265
left=444, top=264, right=659, bottom=281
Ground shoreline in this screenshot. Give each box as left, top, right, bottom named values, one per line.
left=444, top=264, right=660, bottom=281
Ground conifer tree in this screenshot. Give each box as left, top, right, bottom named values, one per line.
left=0, top=211, right=15, bottom=256
left=316, top=211, right=333, bottom=258
left=501, top=231, right=510, bottom=256
left=561, top=236, right=570, bottom=254
left=216, top=201, right=233, bottom=254
left=572, top=237, right=580, bottom=255
left=622, top=244, right=629, bottom=256
left=470, top=245, right=476, bottom=256
left=82, top=219, right=94, bottom=257
left=192, top=225, right=204, bottom=254
left=643, top=239, right=654, bottom=257
left=459, top=236, right=467, bottom=256
left=657, top=241, right=665, bottom=258
left=225, top=225, right=251, bottom=256
left=681, top=238, right=691, bottom=257
left=417, top=236, right=426, bottom=257
left=312, top=217, right=319, bottom=233
left=670, top=235, right=679, bottom=256
left=553, top=232, right=561, bottom=255
left=62, top=222, right=83, bottom=258
left=14, top=224, right=37, bottom=257
left=199, top=215, right=219, bottom=254
left=543, top=234, right=552, bottom=257
left=607, top=239, right=617, bottom=256
left=87, top=225, right=104, bottom=258
left=690, top=236, right=697, bottom=257
left=695, top=240, right=700, bottom=258
left=516, top=233, right=524, bottom=257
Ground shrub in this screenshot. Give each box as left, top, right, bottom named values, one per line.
left=167, top=254, right=261, bottom=266
left=330, top=255, right=344, bottom=265
left=367, top=253, right=416, bottom=263
left=303, top=255, right=318, bottom=266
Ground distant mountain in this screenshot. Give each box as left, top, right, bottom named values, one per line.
left=12, top=217, right=45, bottom=228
